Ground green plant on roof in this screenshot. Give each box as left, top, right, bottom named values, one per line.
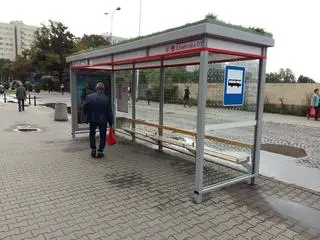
left=205, top=13, right=218, bottom=20
left=70, top=16, right=272, bottom=56
left=249, top=27, right=265, bottom=34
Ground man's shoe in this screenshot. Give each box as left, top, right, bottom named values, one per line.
left=91, top=150, right=96, bottom=158
left=96, top=152, right=104, bottom=158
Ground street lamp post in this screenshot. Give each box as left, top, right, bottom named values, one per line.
left=136, top=0, right=142, bottom=101
left=104, top=7, right=121, bottom=44
left=139, top=0, right=142, bottom=36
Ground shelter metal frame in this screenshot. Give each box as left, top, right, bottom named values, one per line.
left=67, top=20, right=274, bottom=202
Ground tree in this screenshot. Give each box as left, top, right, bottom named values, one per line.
left=140, top=69, right=160, bottom=85
left=279, top=68, right=295, bottom=83
left=207, top=64, right=224, bottom=83
left=73, top=34, right=110, bottom=52
left=0, top=59, right=12, bottom=81
left=165, top=67, right=189, bottom=84
left=30, top=20, right=75, bottom=84
left=297, top=75, right=315, bottom=83
left=266, top=68, right=296, bottom=83
left=266, top=72, right=281, bottom=83
left=10, top=55, right=35, bottom=83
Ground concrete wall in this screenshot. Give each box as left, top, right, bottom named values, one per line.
left=264, top=83, right=319, bottom=106
left=175, top=83, right=320, bottom=106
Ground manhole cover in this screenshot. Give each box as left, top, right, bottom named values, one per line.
left=13, top=126, right=41, bottom=132
left=16, top=128, right=39, bottom=132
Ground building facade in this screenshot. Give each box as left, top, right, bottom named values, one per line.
left=0, top=22, right=16, bottom=60
left=13, top=21, right=38, bottom=56
left=0, top=21, right=38, bottom=60
left=101, top=33, right=126, bottom=45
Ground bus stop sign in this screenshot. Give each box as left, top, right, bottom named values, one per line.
left=223, top=65, right=246, bottom=106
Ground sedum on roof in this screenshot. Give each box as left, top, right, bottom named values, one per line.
left=69, top=17, right=272, bottom=57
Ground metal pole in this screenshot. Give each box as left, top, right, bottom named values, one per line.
left=111, top=71, right=117, bottom=128
left=110, top=12, right=114, bottom=44
left=136, top=71, right=139, bottom=101
left=159, top=61, right=164, bottom=151
left=251, top=48, right=267, bottom=185
left=194, top=50, right=209, bottom=203
left=139, top=0, right=142, bottom=36
left=29, top=94, right=31, bottom=105
left=4, top=93, right=6, bottom=103
left=70, top=69, right=77, bottom=138
left=131, top=67, right=137, bottom=142
left=33, top=96, right=36, bottom=106
left=136, top=0, right=142, bottom=102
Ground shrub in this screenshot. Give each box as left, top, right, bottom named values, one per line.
left=151, top=86, right=179, bottom=103
left=24, top=83, right=33, bottom=92
left=34, top=84, right=41, bottom=93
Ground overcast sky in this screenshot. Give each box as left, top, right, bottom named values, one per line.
left=1, top=0, right=320, bottom=81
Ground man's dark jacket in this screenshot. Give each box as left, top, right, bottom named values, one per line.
left=83, top=92, right=113, bottom=126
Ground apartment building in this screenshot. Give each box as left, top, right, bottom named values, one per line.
left=0, top=21, right=38, bottom=60
left=101, top=33, right=126, bottom=45
left=0, top=22, right=15, bottom=60
left=14, top=21, right=38, bottom=56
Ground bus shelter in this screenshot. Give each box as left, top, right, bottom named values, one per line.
left=67, top=18, right=274, bottom=203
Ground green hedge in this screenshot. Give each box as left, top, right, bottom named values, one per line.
left=264, top=104, right=310, bottom=116
left=139, top=86, right=179, bottom=103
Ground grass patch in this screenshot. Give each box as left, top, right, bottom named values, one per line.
left=4, top=90, right=15, bottom=94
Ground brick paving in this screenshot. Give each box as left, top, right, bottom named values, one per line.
left=1, top=102, right=320, bottom=240
left=17, top=92, right=320, bottom=168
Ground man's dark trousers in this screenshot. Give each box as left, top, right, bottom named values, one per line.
left=18, top=99, right=25, bottom=112
left=89, top=122, right=107, bottom=152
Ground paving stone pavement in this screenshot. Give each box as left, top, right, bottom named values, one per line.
left=1, top=102, right=320, bottom=240
left=14, top=92, right=320, bottom=168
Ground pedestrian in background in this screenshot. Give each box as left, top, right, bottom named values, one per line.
left=146, top=85, right=152, bottom=105
left=60, top=83, right=65, bottom=95
left=310, top=88, right=320, bottom=121
left=83, top=82, right=114, bottom=158
left=128, top=87, right=132, bottom=101
left=184, top=86, right=191, bottom=108
left=16, top=84, right=27, bottom=112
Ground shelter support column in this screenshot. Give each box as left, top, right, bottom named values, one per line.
left=111, top=71, right=116, bottom=128
left=159, top=61, right=165, bottom=151
left=194, top=51, right=209, bottom=203
left=251, top=48, right=267, bottom=184
left=131, top=67, right=137, bottom=142
left=70, top=69, right=77, bottom=138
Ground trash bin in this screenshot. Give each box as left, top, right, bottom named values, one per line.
left=54, top=103, right=68, bottom=121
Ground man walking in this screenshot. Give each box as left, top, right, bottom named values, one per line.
left=60, top=83, right=65, bottom=95
left=16, top=84, right=27, bottom=112
left=146, top=85, right=152, bottom=105
left=184, top=86, right=191, bottom=108
left=83, top=82, right=114, bottom=158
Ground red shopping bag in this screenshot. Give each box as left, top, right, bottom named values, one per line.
left=107, top=127, right=117, bottom=145
left=309, top=107, right=316, bottom=117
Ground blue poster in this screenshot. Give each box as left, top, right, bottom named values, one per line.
left=223, top=66, right=246, bottom=106
left=76, top=72, right=111, bottom=125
